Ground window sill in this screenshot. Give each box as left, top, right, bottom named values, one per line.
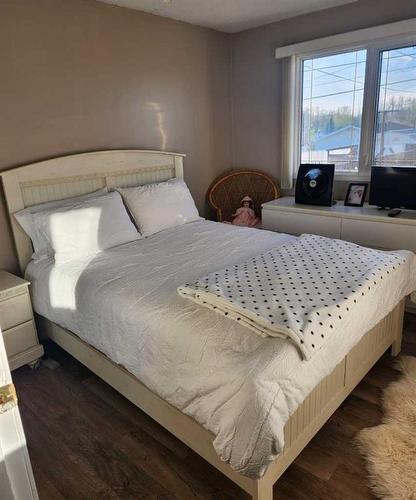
left=334, top=172, right=371, bottom=182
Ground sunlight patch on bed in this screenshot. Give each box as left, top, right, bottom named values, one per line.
left=48, top=207, right=103, bottom=310
left=48, top=256, right=96, bottom=311
left=48, top=207, right=103, bottom=255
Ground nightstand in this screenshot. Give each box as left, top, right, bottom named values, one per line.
left=0, top=270, right=44, bottom=370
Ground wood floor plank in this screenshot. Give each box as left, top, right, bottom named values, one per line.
left=19, top=402, right=120, bottom=499
left=13, top=314, right=415, bottom=499
left=327, top=462, right=374, bottom=500
left=274, top=463, right=347, bottom=500
left=293, top=432, right=341, bottom=481
left=15, top=366, right=172, bottom=499
left=83, top=375, right=191, bottom=460
left=352, top=379, right=383, bottom=405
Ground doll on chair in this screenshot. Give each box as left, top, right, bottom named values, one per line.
left=231, top=196, right=260, bottom=227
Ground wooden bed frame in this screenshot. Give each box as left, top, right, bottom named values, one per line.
left=1, top=150, right=405, bottom=500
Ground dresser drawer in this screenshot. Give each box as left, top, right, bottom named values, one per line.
left=341, top=219, right=416, bottom=252
left=262, top=210, right=341, bottom=238
left=2, top=321, right=38, bottom=358
left=0, top=292, right=33, bottom=331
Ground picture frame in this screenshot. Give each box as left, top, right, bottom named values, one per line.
left=344, top=183, right=368, bottom=207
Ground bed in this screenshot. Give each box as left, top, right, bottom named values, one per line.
left=1, top=150, right=413, bottom=500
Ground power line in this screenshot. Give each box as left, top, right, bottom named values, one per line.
left=306, top=61, right=416, bottom=86
left=304, top=76, right=416, bottom=101
left=303, top=51, right=415, bottom=73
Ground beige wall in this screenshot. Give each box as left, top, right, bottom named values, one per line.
left=231, top=0, right=416, bottom=198
left=0, top=0, right=231, bottom=272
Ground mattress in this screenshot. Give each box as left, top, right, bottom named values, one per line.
left=26, top=220, right=416, bottom=478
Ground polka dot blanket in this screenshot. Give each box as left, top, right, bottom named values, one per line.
left=178, top=234, right=410, bottom=360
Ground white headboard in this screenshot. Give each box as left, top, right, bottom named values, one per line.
left=1, top=150, right=185, bottom=273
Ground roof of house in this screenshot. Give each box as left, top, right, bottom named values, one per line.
left=313, top=126, right=361, bottom=151
left=313, top=125, right=416, bottom=155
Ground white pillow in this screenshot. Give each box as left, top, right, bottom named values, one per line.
left=15, top=188, right=108, bottom=261
left=117, top=179, right=201, bottom=236
left=31, top=191, right=140, bottom=265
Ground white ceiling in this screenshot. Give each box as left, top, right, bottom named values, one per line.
left=97, top=0, right=358, bottom=33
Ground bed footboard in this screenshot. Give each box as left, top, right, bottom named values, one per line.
left=255, top=298, right=405, bottom=498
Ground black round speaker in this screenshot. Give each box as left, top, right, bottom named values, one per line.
left=301, top=167, right=331, bottom=198
left=295, top=164, right=335, bottom=206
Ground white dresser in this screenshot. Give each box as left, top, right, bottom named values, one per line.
left=262, top=197, right=416, bottom=253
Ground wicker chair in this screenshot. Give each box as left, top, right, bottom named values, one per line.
left=207, top=169, right=280, bottom=223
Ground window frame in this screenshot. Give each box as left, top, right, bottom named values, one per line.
left=293, top=33, right=416, bottom=181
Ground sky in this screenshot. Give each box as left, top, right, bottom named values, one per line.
left=302, top=45, right=416, bottom=114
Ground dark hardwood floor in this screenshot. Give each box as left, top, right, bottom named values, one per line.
left=13, top=313, right=416, bottom=500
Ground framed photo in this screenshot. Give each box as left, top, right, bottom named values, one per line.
left=344, top=183, right=368, bottom=207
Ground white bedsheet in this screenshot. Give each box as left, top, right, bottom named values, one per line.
left=26, top=220, right=416, bottom=478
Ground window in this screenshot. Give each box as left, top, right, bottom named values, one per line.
left=301, top=50, right=367, bottom=172
left=294, top=39, right=416, bottom=178
left=374, top=45, right=416, bottom=167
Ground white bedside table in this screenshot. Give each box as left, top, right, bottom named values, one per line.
left=0, top=271, right=44, bottom=370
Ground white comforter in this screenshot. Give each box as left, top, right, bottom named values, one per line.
left=26, top=220, right=416, bottom=478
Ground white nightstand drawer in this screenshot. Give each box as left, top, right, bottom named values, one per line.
left=0, top=292, right=33, bottom=331
left=3, top=321, right=38, bottom=358
left=0, top=270, right=43, bottom=370
left=262, top=210, right=341, bottom=238
left=341, top=219, right=416, bottom=252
